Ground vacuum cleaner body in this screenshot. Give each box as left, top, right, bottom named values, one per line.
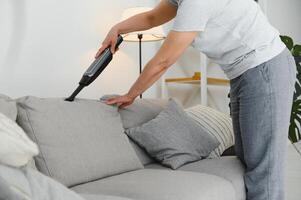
left=65, top=35, right=123, bottom=101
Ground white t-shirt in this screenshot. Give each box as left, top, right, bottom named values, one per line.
left=168, top=0, right=285, bottom=79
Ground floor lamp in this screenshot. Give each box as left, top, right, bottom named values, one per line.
left=121, top=7, right=165, bottom=98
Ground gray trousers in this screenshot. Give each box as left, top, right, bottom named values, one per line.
left=230, top=49, right=296, bottom=200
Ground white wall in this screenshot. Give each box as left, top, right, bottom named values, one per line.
left=0, top=0, right=300, bottom=113
left=263, top=0, right=301, bottom=43
left=0, top=0, right=160, bottom=99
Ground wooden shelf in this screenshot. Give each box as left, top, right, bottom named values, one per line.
left=165, top=72, right=229, bottom=86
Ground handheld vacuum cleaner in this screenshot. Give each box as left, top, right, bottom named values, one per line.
left=65, top=35, right=123, bottom=102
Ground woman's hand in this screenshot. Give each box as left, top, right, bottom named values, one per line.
left=95, top=26, right=120, bottom=58
left=105, top=93, right=136, bottom=108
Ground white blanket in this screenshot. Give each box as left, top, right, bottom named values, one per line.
left=0, top=113, right=38, bottom=167
left=0, top=165, right=85, bottom=200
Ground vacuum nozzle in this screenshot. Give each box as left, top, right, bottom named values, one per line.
left=65, top=85, right=84, bottom=101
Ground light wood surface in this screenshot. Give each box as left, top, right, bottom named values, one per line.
left=165, top=72, right=230, bottom=86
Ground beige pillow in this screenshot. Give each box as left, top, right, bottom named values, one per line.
left=185, top=105, right=234, bottom=158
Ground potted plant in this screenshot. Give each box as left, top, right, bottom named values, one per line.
left=280, top=35, right=301, bottom=143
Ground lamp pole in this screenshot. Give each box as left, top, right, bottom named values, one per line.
left=138, top=33, right=143, bottom=98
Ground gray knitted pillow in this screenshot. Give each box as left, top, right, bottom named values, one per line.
left=126, top=99, right=220, bottom=169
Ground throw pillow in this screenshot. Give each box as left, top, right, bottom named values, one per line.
left=0, top=176, right=27, bottom=200
left=185, top=105, right=235, bottom=158
left=0, top=165, right=31, bottom=200
left=0, top=94, right=38, bottom=169
left=100, top=95, right=168, bottom=129
left=16, top=96, right=143, bottom=187
left=0, top=164, right=86, bottom=200
left=101, top=95, right=168, bottom=165
left=126, top=98, right=220, bottom=169
left=0, top=113, right=39, bottom=167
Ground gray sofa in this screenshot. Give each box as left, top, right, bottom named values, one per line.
left=1, top=95, right=246, bottom=200
left=72, top=157, right=245, bottom=200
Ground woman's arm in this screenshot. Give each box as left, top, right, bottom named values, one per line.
left=106, top=31, right=198, bottom=108
left=96, top=0, right=177, bottom=56
left=117, top=0, right=177, bottom=34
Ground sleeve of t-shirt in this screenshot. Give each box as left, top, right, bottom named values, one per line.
left=171, top=0, right=214, bottom=32
left=168, top=0, right=178, bottom=7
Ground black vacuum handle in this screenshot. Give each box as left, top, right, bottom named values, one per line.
left=80, top=35, right=123, bottom=86
left=115, top=35, right=123, bottom=48
left=65, top=35, right=123, bottom=102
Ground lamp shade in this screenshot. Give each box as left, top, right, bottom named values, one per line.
left=121, top=7, right=165, bottom=42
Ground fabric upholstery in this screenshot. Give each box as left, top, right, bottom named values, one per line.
left=126, top=99, right=219, bottom=169
left=100, top=96, right=169, bottom=165
left=0, top=176, right=26, bottom=200
left=0, top=164, right=87, bottom=200
left=117, top=98, right=168, bottom=129
left=128, top=139, right=154, bottom=166
left=0, top=113, right=39, bottom=167
left=16, top=96, right=143, bottom=187
left=185, top=104, right=234, bottom=157
left=146, top=156, right=246, bottom=200
left=26, top=166, right=86, bottom=200
left=100, top=95, right=168, bottom=130
left=0, top=94, right=38, bottom=169
left=80, top=194, right=134, bottom=200
left=0, top=164, right=31, bottom=200
left=119, top=98, right=168, bottom=165
left=0, top=94, right=18, bottom=121
left=71, top=169, right=236, bottom=200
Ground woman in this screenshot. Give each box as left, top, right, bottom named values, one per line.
left=97, top=1, right=296, bottom=200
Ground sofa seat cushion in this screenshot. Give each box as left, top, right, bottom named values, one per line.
left=80, top=194, right=133, bottom=200
left=16, top=96, right=143, bottom=187
left=71, top=169, right=236, bottom=200
left=146, top=156, right=246, bottom=200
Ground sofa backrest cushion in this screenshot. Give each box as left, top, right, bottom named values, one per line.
left=118, top=98, right=168, bottom=129
left=0, top=94, right=17, bottom=121
left=101, top=96, right=169, bottom=165
left=16, top=96, right=143, bottom=187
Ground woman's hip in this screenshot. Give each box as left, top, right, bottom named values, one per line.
left=230, top=48, right=296, bottom=101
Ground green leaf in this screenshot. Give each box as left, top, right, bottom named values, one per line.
left=280, top=35, right=294, bottom=50
left=282, top=35, right=301, bottom=142
left=296, top=99, right=301, bottom=105
left=289, top=123, right=298, bottom=142
left=296, top=74, right=301, bottom=82
left=295, top=110, right=301, bottom=116
left=296, top=126, right=301, bottom=141
left=296, top=62, right=301, bottom=73
left=292, top=45, right=301, bottom=57
left=292, top=101, right=299, bottom=106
